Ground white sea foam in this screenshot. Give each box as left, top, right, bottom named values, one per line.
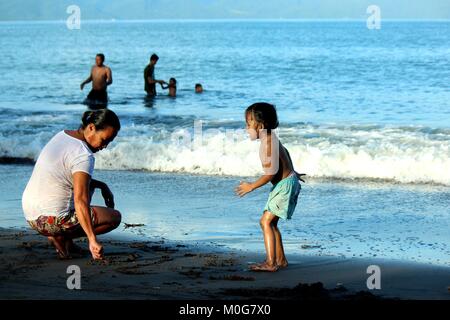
left=93, top=124, right=450, bottom=185
left=2, top=122, right=450, bottom=185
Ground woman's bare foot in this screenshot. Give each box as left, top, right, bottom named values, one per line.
left=249, top=261, right=279, bottom=272
left=47, top=236, right=71, bottom=259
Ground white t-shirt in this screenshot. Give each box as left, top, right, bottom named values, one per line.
left=22, top=131, right=95, bottom=220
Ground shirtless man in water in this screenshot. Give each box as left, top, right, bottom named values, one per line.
left=80, top=53, right=112, bottom=106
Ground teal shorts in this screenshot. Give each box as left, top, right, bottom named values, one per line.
left=264, top=173, right=301, bottom=220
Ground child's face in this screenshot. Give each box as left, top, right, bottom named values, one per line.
left=246, top=113, right=261, bottom=140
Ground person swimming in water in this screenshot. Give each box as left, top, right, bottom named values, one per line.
left=80, top=53, right=112, bottom=107
left=195, top=83, right=203, bottom=93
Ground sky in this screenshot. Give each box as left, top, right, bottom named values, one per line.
left=0, top=0, right=449, bottom=21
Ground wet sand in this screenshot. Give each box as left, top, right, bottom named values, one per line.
left=0, top=227, right=449, bottom=300
left=3, top=165, right=450, bottom=268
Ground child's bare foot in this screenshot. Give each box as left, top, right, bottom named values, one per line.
left=249, top=262, right=279, bottom=272
left=47, top=236, right=71, bottom=260
left=277, top=260, right=288, bottom=269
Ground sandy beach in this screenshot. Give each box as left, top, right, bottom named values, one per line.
left=1, top=227, right=449, bottom=300
left=1, top=167, right=450, bottom=301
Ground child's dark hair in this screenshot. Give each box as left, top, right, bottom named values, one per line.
left=245, top=102, right=279, bottom=131
left=170, top=77, right=177, bottom=85
left=81, top=109, right=121, bottom=131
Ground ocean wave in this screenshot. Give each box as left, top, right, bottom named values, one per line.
left=97, top=124, right=450, bottom=185
left=1, top=122, right=450, bottom=185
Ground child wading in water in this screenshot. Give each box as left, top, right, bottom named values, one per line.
left=161, top=77, right=177, bottom=97
left=235, top=102, right=303, bottom=272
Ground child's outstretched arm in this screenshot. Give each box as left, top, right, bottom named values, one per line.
left=235, top=174, right=274, bottom=197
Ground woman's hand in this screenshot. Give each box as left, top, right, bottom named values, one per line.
left=100, top=185, right=115, bottom=209
left=89, top=238, right=104, bottom=260
left=235, top=181, right=254, bottom=197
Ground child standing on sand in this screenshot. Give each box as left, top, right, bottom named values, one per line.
left=235, top=102, right=303, bottom=272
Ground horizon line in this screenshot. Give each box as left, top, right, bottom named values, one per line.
left=1, top=18, right=449, bottom=23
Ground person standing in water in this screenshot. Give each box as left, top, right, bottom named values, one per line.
left=80, top=53, right=112, bottom=106
left=22, top=109, right=122, bottom=260
left=144, top=53, right=167, bottom=97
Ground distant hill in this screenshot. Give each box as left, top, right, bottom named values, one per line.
left=0, top=0, right=449, bottom=21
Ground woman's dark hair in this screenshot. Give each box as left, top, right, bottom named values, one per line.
left=245, top=102, right=279, bottom=131
left=81, top=109, right=121, bottom=131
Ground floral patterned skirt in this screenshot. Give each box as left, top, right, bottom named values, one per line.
left=27, top=208, right=97, bottom=237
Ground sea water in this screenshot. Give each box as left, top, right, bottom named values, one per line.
left=0, top=20, right=449, bottom=265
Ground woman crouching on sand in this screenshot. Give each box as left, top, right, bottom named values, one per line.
left=22, top=109, right=122, bottom=260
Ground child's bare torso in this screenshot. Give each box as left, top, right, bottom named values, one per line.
left=168, top=87, right=176, bottom=97
left=271, top=143, right=294, bottom=184
left=259, top=133, right=295, bottom=185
